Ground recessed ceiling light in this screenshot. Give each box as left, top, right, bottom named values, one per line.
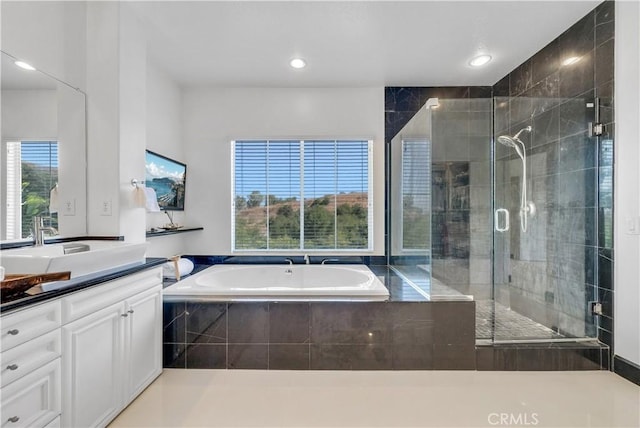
left=562, top=56, right=581, bottom=66
left=289, top=58, right=306, bottom=69
left=469, top=54, right=492, bottom=67
left=15, top=60, right=36, bottom=71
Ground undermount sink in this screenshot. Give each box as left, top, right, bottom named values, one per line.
left=0, top=240, right=147, bottom=279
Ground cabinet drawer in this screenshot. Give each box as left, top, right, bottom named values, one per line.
left=61, top=268, right=162, bottom=324
left=1, top=330, right=61, bottom=388
left=43, top=416, right=60, bottom=428
left=1, top=301, right=61, bottom=351
left=1, top=359, right=60, bottom=428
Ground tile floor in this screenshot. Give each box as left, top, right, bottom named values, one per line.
left=109, top=369, right=639, bottom=427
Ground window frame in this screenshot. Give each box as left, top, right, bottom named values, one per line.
left=231, top=139, right=374, bottom=253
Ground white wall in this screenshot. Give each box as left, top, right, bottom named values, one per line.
left=86, top=1, right=121, bottom=237
left=145, top=61, right=187, bottom=257
left=182, top=87, right=385, bottom=255
left=614, top=0, right=640, bottom=367
left=85, top=2, right=150, bottom=243
left=118, top=4, right=147, bottom=243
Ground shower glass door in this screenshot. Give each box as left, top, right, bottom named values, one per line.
left=492, top=96, right=598, bottom=341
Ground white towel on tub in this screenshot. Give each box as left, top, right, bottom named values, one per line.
left=163, top=258, right=194, bottom=279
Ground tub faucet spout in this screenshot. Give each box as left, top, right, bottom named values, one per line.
left=284, top=258, right=294, bottom=265
left=304, top=254, right=310, bottom=264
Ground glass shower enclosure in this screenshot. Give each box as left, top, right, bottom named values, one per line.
left=390, top=97, right=598, bottom=343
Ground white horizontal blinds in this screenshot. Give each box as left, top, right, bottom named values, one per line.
left=19, top=141, right=59, bottom=238
left=267, top=141, right=301, bottom=249
left=303, top=141, right=336, bottom=249
left=335, top=140, right=369, bottom=249
left=402, top=140, right=430, bottom=250
left=234, top=141, right=268, bottom=249
left=232, top=139, right=371, bottom=251
left=5, top=142, right=22, bottom=240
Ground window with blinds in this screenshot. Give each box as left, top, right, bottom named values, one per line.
left=232, top=140, right=372, bottom=251
left=5, top=141, right=59, bottom=239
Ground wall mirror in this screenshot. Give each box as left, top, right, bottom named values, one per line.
left=1, top=50, right=87, bottom=244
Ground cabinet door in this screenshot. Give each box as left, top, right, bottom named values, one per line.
left=125, top=286, right=162, bottom=402
left=62, top=303, right=124, bottom=428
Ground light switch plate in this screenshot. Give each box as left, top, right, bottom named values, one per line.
left=100, top=199, right=112, bottom=216
left=63, top=199, right=76, bottom=216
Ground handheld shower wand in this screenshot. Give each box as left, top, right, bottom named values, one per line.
left=497, top=126, right=533, bottom=232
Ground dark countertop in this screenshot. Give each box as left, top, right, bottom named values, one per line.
left=1, top=258, right=167, bottom=314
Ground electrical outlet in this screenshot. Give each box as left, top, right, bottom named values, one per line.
left=100, top=199, right=112, bottom=216
left=627, top=217, right=640, bottom=235
left=63, top=199, right=76, bottom=216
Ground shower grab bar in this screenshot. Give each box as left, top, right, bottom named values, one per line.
left=495, top=208, right=510, bottom=232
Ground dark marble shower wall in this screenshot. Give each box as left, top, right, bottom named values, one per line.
left=492, top=1, right=614, bottom=342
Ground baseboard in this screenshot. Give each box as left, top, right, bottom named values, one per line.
left=613, top=355, right=640, bottom=386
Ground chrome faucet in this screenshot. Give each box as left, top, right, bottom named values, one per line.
left=321, top=258, right=339, bottom=265
left=33, top=216, right=58, bottom=246
left=284, top=258, right=294, bottom=265
left=304, top=254, right=310, bottom=264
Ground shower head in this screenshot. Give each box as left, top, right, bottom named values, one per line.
left=497, top=135, right=518, bottom=148
left=497, top=134, right=525, bottom=159
left=497, top=126, right=531, bottom=159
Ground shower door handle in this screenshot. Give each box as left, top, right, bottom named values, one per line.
left=495, top=208, right=510, bottom=232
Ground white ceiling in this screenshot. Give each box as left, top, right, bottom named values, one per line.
left=127, top=0, right=602, bottom=88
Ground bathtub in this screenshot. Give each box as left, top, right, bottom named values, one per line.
left=162, top=264, right=389, bottom=301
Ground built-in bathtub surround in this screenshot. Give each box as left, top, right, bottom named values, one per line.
left=492, top=0, right=614, bottom=345
left=162, top=258, right=608, bottom=371
left=164, top=300, right=476, bottom=370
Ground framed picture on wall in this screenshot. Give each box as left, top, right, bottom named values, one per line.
left=145, top=150, right=187, bottom=210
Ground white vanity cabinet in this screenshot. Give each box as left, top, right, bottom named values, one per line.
left=0, top=266, right=162, bottom=428
left=0, top=300, right=62, bottom=428
left=61, top=268, right=163, bottom=428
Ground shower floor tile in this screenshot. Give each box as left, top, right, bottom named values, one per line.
left=476, top=300, right=564, bottom=341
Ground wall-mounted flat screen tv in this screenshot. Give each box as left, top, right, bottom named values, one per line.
left=145, top=150, right=186, bottom=211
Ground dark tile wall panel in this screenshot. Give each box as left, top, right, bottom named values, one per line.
left=228, top=303, right=269, bottom=343
left=186, top=302, right=226, bottom=343
left=163, top=300, right=476, bottom=370
left=269, top=345, right=310, bottom=370
left=186, top=344, right=226, bottom=369
left=477, top=342, right=608, bottom=371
